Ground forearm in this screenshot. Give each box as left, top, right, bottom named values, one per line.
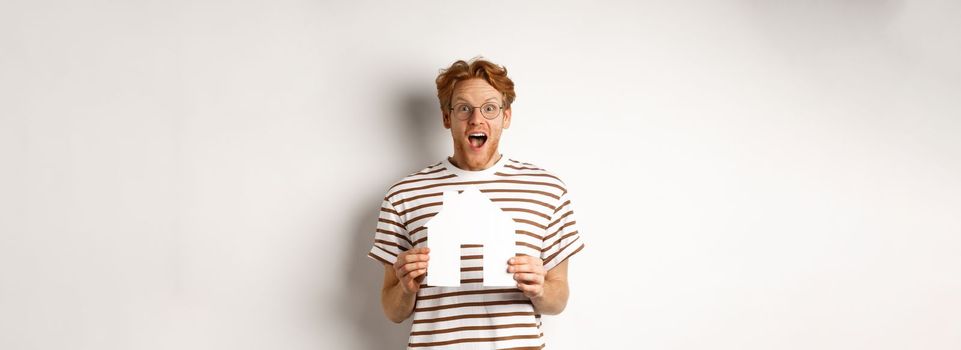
left=381, top=280, right=417, bottom=323
left=530, top=278, right=569, bottom=315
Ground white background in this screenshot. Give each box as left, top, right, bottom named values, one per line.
left=1, top=1, right=959, bottom=349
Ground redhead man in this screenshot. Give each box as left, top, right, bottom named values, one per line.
left=368, top=57, right=584, bottom=349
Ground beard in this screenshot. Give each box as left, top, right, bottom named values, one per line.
left=453, top=136, right=500, bottom=170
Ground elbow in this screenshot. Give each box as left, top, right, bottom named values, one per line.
left=381, top=304, right=406, bottom=323
left=384, top=308, right=410, bottom=323
left=552, top=304, right=569, bottom=315
left=534, top=289, right=570, bottom=315
left=537, top=303, right=567, bottom=316
left=531, top=297, right=568, bottom=315
left=381, top=291, right=410, bottom=323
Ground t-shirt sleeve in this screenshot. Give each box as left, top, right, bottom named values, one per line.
left=541, top=190, right=585, bottom=271
left=367, top=197, right=413, bottom=266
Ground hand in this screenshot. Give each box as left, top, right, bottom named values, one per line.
left=393, top=247, right=430, bottom=295
left=508, top=255, right=546, bottom=298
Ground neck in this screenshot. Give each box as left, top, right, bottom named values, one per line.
left=449, top=152, right=502, bottom=171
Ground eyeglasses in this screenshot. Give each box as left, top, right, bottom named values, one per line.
left=449, top=102, right=503, bottom=120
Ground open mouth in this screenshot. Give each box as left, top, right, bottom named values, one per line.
left=467, top=132, right=488, bottom=149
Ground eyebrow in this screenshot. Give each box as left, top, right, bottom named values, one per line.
left=453, top=96, right=500, bottom=104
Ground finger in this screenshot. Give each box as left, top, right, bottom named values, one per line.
left=516, top=283, right=540, bottom=294
left=403, top=253, right=430, bottom=263
left=405, top=273, right=426, bottom=293
left=407, top=268, right=427, bottom=280
left=507, top=264, right=542, bottom=274
left=513, top=273, right=544, bottom=284
left=395, top=263, right=419, bottom=278
left=400, top=262, right=428, bottom=275
left=509, top=255, right=542, bottom=267
left=508, top=256, right=527, bottom=265
left=407, top=247, right=431, bottom=255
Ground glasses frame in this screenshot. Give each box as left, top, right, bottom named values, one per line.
left=449, top=102, right=504, bottom=121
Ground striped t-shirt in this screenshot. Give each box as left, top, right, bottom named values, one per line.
left=368, top=155, right=585, bottom=350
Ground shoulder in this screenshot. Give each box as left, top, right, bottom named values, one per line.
left=499, top=158, right=570, bottom=194
left=383, top=161, right=451, bottom=199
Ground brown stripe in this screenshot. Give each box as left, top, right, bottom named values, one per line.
left=414, top=162, right=443, bottom=171
left=376, top=229, right=413, bottom=246
left=417, top=288, right=519, bottom=301
left=547, top=210, right=574, bottom=229
left=393, top=188, right=559, bottom=207
left=503, top=208, right=551, bottom=220
left=372, top=244, right=398, bottom=258
left=417, top=277, right=483, bottom=288
left=407, top=212, right=438, bottom=225
left=553, top=199, right=570, bottom=214
left=413, top=236, right=427, bottom=245
left=380, top=206, right=399, bottom=216
left=545, top=243, right=585, bottom=270
left=410, top=226, right=427, bottom=236
left=516, top=241, right=541, bottom=251
left=388, top=174, right=458, bottom=192
left=409, top=166, right=445, bottom=176
left=412, top=311, right=535, bottom=324
left=378, top=218, right=405, bottom=230
left=495, top=171, right=562, bottom=182
left=397, top=201, right=442, bottom=216
left=460, top=266, right=483, bottom=272
left=516, top=230, right=543, bottom=240
left=514, top=218, right=546, bottom=230
left=392, top=192, right=444, bottom=206
left=482, top=188, right=559, bottom=200
left=505, top=164, right=544, bottom=171
left=367, top=252, right=391, bottom=265
left=543, top=237, right=582, bottom=265
left=375, top=239, right=405, bottom=249
left=409, top=334, right=541, bottom=347
left=462, top=244, right=483, bottom=248
left=542, top=231, right=578, bottom=252
left=506, top=160, right=543, bottom=169
left=413, top=299, right=532, bottom=312
left=400, top=201, right=552, bottom=220
left=410, top=322, right=538, bottom=336
left=544, top=221, right=576, bottom=241
left=491, top=197, right=556, bottom=211
left=508, top=159, right=537, bottom=166
left=411, top=227, right=546, bottom=246
left=388, top=179, right=565, bottom=199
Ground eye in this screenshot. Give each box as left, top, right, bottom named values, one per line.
left=455, top=104, right=470, bottom=112
left=482, top=103, right=497, bottom=112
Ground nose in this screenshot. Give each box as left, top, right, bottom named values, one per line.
left=468, top=107, right=485, bottom=125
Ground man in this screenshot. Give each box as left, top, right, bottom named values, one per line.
left=368, top=57, right=584, bottom=349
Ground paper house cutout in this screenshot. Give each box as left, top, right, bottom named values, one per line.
left=425, top=186, right=517, bottom=287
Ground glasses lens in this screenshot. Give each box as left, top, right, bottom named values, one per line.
left=481, top=103, right=499, bottom=119
left=453, top=104, right=471, bottom=119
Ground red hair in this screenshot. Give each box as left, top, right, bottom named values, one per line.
left=435, top=57, right=516, bottom=117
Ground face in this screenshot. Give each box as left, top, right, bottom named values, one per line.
left=443, top=78, right=512, bottom=170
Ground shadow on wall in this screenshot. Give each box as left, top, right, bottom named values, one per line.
left=334, top=91, right=442, bottom=350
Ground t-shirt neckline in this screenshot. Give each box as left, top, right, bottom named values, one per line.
left=443, top=154, right=507, bottom=181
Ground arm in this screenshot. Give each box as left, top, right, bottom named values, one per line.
left=380, top=247, right=430, bottom=323
left=509, top=256, right=570, bottom=315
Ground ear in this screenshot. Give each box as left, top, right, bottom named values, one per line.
left=502, top=107, right=512, bottom=129
left=442, top=109, right=451, bottom=129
